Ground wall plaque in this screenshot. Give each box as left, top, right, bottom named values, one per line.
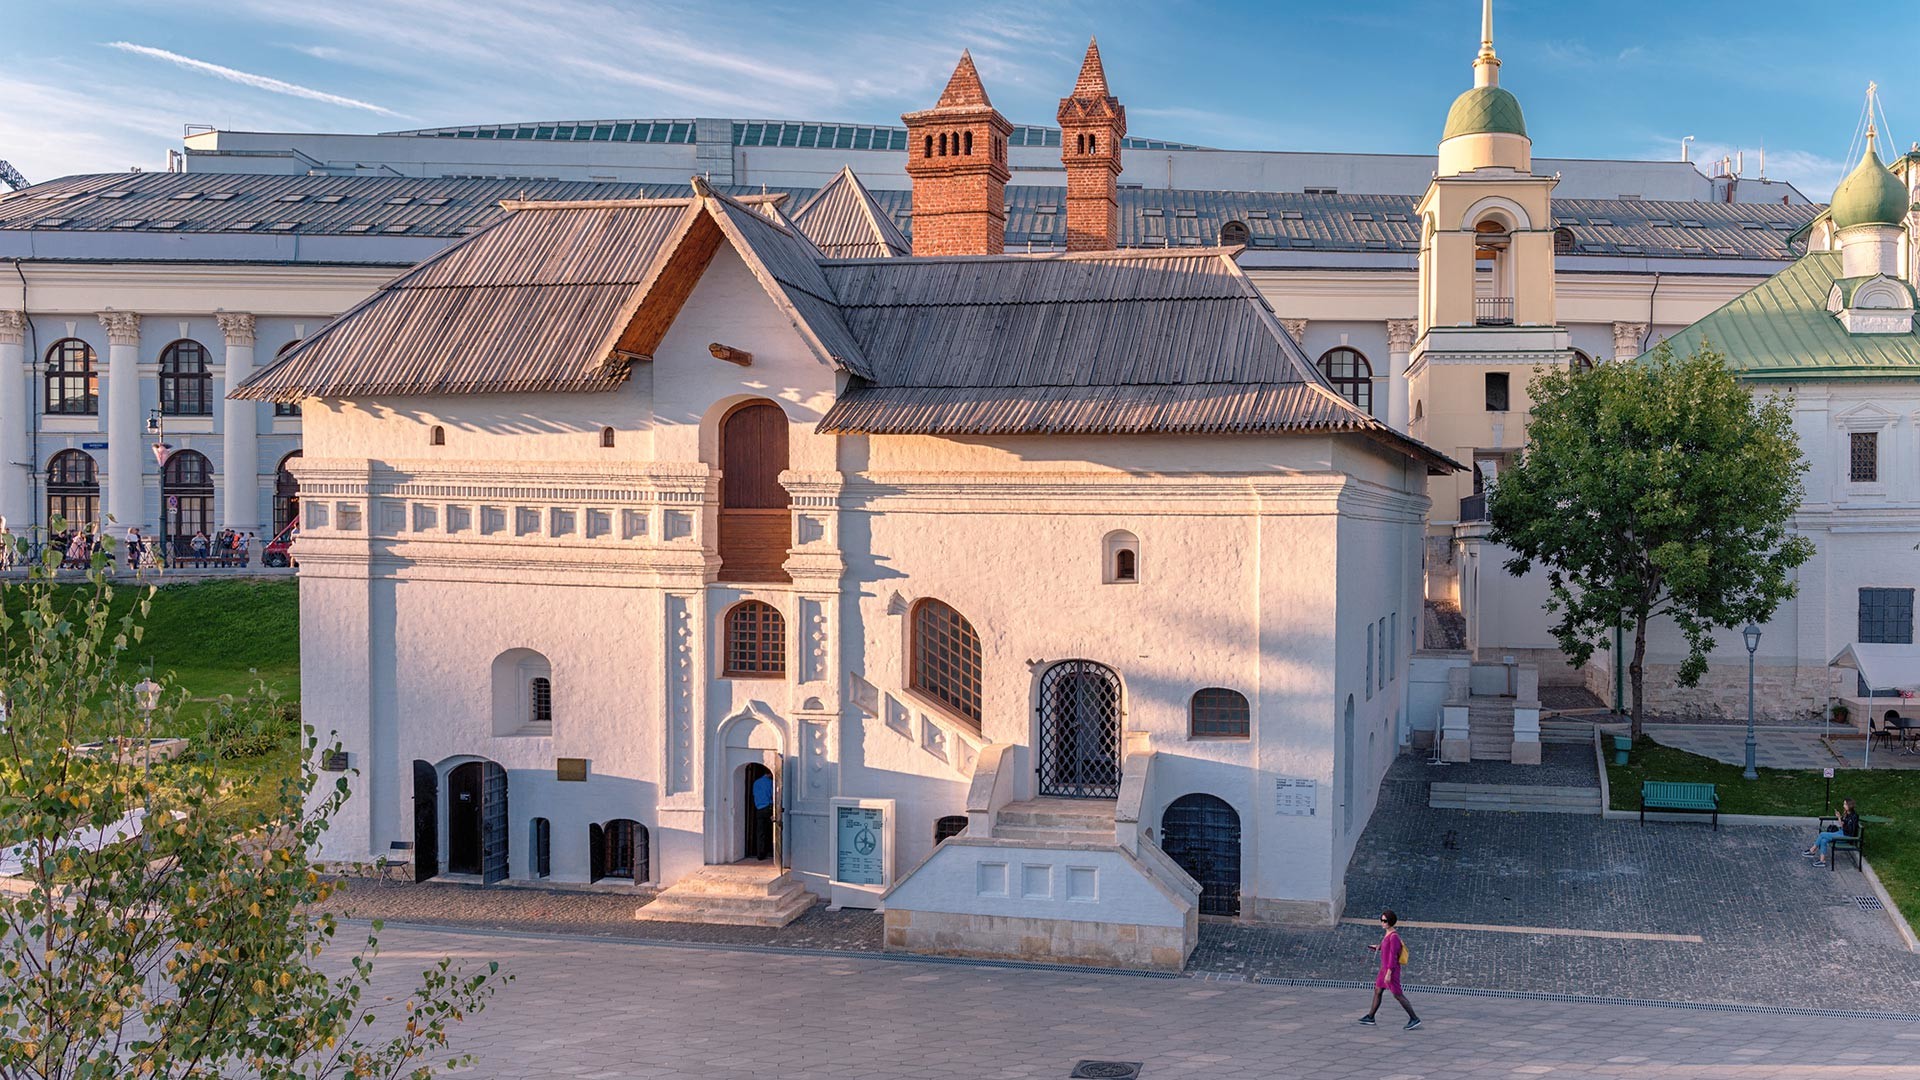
left=1273, top=776, right=1318, bottom=816
left=556, top=758, right=589, bottom=782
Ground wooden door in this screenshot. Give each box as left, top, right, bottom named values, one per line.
left=447, top=763, right=483, bottom=875
left=412, top=760, right=438, bottom=882
left=718, top=401, right=790, bottom=582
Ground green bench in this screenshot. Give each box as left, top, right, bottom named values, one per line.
left=1640, top=781, right=1719, bottom=830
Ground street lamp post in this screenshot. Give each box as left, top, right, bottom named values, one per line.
left=134, top=677, right=161, bottom=850
left=1742, top=624, right=1762, bottom=781
left=146, top=411, right=166, bottom=568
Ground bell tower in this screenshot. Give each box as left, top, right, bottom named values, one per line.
left=903, top=51, right=1014, bottom=256
left=1057, top=38, right=1126, bottom=252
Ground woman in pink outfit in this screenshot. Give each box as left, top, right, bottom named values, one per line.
left=1358, top=910, right=1421, bottom=1030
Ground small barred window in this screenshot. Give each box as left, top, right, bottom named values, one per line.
left=1190, top=688, right=1251, bottom=738
left=724, top=600, right=786, bottom=677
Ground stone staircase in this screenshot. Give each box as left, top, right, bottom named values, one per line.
left=633, top=861, right=816, bottom=928
left=1467, top=696, right=1515, bottom=761
left=1429, top=782, right=1602, bottom=814
left=1541, top=716, right=1599, bottom=744
left=991, top=798, right=1117, bottom=845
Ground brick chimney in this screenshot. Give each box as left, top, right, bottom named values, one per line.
left=1057, top=38, right=1126, bottom=252
left=902, top=51, right=1013, bottom=256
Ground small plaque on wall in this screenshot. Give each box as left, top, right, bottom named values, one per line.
left=320, top=750, right=350, bottom=772
left=556, top=758, right=590, bottom=782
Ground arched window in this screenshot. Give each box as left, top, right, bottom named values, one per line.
left=158, top=340, right=212, bottom=416
left=600, top=426, right=616, bottom=448
left=934, top=815, right=969, bottom=844
left=1316, top=347, right=1374, bottom=415
left=46, top=449, right=99, bottom=530
left=160, top=450, right=214, bottom=556
left=429, top=425, right=445, bottom=446
left=924, top=134, right=933, bottom=158
left=1087, top=134, right=1097, bottom=154
left=718, top=400, right=790, bottom=582
left=724, top=600, right=786, bottom=677
left=591, top=819, right=648, bottom=882
left=492, top=648, right=553, bottom=736
left=1190, top=688, right=1251, bottom=738
left=910, top=598, right=982, bottom=727
left=44, top=339, right=98, bottom=416
left=938, top=132, right=948, bottom=156
left=1554, top=225, right=1576, bottom=254
left=274, top=340, right=303, bottom=417
left=273, top=450, right=302, bottom=537
left=1103, top=530, right=1139, bottom=584
left=1571, top=349, right=1595, bottom=373
left=1220, top=220, right=1250, bottom=245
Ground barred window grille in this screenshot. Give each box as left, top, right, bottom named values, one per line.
left=724, top=600, right=786, bottom=677
left=1850, top=432, right=1879, bottom=483
left=911, top=598, right=982, bottom=726
left=1190, top=688, right=1250, bottom=738
left=528, top=676, right=552, bottom=726
left=1859, top=588, right=1914, bottom=645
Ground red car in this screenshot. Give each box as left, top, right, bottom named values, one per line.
left=263, top=520, right=298, bottom=568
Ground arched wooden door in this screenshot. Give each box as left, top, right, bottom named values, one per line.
left=717, top=401, right=790, bottom=582
left=1161, top=793, right=1242, bottom=916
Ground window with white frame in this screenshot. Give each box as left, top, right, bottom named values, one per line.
left=1849, top=431, right=1879, bottom=484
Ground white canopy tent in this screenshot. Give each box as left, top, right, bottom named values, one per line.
left=1828, top=643, right=1920, bottom=765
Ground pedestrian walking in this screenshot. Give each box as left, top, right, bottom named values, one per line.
left=191, top=530, right=209, bottom=568
left=1357, top=910, right=1421, bottom=1030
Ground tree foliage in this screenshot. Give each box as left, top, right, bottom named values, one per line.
left=0, top=536, right=506, bottom=1078
left=1488, top=342, right=1815, bottom=734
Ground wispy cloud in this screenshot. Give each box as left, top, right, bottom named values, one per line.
left=105, top=41, right=401, bottom=117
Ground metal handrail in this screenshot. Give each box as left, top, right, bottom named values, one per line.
left=1475, top=297, right=1515, bottom=326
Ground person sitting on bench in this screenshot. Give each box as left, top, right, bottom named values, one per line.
left=1805, top=797, right=1860, bottom=866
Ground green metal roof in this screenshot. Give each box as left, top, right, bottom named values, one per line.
left=1643, top=251, right=1920, bottom=380
left=1830, top=144, right=1912, bottom=229
left=1442, top=86, right=1527, bottom=140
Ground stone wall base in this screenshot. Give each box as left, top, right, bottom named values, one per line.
left=1248, top=895, right=1338, bottom=927
left=1440, top=736, right=1471, bottom=763
left=883, top=908, right=1196, bottom=972
left=1631, top=662, right=1835, bottom=723
left=1510, top=738, right=1541, bottom=765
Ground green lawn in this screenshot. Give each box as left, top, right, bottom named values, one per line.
left=1608, top=737, right=1920, bottom=926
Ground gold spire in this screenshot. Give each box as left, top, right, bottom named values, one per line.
left=1474, top=0, right=1501, bottom=88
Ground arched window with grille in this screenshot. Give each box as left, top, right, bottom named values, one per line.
left=44, top=339, right=98, bottom=416
left=274, top=340, right=303, bottom=416
left=1220, top=220, right=1250, bottom=245
left=724, top=600, right=786, bottom=678
left=492, top=648, right=552, bottom=736
left=1316, top=347, right=1374, bottom=415
left=159, top=340, right=212, bottom=416
left=910, top=598, right=982, bottom=728
left=46, top=450, right=99, bottom=530
left=528, top=676, right=552, bottom=726
left=600, top=426, right=616, bottom=448
left=1190, top=688, right=1251, bottom=738
left=160, top=450, right=214, bottom=556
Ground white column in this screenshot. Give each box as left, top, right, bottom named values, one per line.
left=1611, top=321, right=1648, bottom=362
left=1386, top=319, right=1417, bottom=433
left=0, top=312, right=29, bottom=537
left=217, top=312, right=260, bottom=536
left=97, top=310, right=143, bottom=539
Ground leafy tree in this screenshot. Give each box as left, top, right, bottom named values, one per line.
left=0, top=535, right=506, bottom=1078
left=1488, top=342, right=1815, bottom=735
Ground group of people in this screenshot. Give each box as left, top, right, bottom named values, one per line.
left=52, top=525, right=106, bottom=570
left=0, top=522, right=260, bottom=573
left=184, top=528, right=256, bottom=569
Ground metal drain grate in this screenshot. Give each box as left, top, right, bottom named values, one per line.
left=1851, top=894, right=1885, bottom=912
left=1070, top=1063, right=1142, bottom=1079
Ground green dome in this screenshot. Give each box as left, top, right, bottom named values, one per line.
left=1830, top=143, right=1911, bottom=229
left=1442, top=85, right=1527, bottom=140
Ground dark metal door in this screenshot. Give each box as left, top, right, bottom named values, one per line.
left=447, top=763, right=483, bottom=875
left=588, top=823, right=606, bottom=883
left=1037, top=660, right=1122, bottom=799
left=412, top=760, right=437, bottom=883
left=1161, top=793, right=1242, bottom=916
left=531, top=817, right=551, bottom=879
left=480, top=761, right=509, bottom=884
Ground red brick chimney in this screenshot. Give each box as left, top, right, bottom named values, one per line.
left=1057, top=38, right=1126, bottom=252
left=902, top=51, right=1013, bottom=256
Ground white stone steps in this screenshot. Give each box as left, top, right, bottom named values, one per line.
left=989, top=825, right=1114, bottom=845
left=634, top=865, right=816, bottom=927
left=1429, top=782, right=1602, bottom=814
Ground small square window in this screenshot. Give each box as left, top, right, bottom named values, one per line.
left=1850, top=431, right=1879, bottom=483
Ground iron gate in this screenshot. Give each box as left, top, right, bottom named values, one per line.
left=480, top=760, right=509, bottom=884
left=1037, top=660, right=1122, bottom=799
left=1160, top=793, right=1242, bottom=916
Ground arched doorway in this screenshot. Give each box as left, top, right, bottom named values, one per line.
left=742, top=763, right=775, bottom=861
left=715, top=712, right=786, bottom=866
left=160, top=449, right=214, bottom=560
left=445, top=759, right=508, bottom=883
left=1038, top=660, right=1122, bottom=799
left=1161, top=794, right=1241, bottom=916
left=717, top=400, right=790, bottom=582
left=273, top=450, right=302, bottom=537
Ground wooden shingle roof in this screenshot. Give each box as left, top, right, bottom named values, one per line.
left=789, top=167, right=911, bottom=259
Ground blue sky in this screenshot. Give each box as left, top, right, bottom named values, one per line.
left=3, top=1, right=1913, bottom=199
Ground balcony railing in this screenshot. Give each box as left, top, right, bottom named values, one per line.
left=1459, top=493, right=1487, bottom=522
left=1475, top=297, right=1515, bottom=326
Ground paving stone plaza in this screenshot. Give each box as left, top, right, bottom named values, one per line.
left=348, top=923, right=1920, bottom=1079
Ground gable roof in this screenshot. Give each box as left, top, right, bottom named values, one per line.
left=1642, top=251, right=1920, bottom=380
left=790, top=167, right=911, bottom=258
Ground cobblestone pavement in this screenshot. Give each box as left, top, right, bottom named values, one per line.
left=322, top=753, right=1920, bottom=1012
left=345, top=922, right=1920, bottom=1079
left=1413, top=742, right=1598, bottom=787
